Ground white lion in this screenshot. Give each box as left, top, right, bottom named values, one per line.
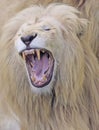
left=0, top=4, right=99, bottom=130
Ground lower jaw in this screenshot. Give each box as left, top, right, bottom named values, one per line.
left=30, top=74, right=53, bottom=88
left=30, top=81, right=53, bottom=94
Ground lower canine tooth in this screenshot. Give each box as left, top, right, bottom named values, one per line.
left=43, top=75, right=47, bottom=81
left=31, top=76, right=36, bottom=82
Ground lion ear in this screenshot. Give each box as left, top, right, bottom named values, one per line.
left=76, top=18, right=88, bottom=38
left=61, top=18, right=88, bottom=39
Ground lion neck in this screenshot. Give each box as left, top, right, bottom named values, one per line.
left=6, top=82, right=90, bottom=130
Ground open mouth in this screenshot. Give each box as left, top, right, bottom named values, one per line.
left=20, top=48, right=54, bottom=88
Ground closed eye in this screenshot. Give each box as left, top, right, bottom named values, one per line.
left=42, top=25, right=51, bottom=31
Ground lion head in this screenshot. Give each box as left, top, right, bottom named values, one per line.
left=1, top=4, right=87, bottom=93
left=0, top=4, right=99, bottom=130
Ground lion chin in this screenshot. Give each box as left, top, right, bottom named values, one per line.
left=0, top=3, right=99, bottom=130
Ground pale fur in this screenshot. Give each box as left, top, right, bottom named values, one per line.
left=0, top=0, right=99, bottom=60
left=0, top=4, right=99, bottom=130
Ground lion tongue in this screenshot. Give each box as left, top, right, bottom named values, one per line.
left=32, top=53, right=49, bottom=80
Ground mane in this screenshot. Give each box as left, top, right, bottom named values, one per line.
left=0, top=4, right=99, bottom=130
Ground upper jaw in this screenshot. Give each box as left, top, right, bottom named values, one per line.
left=15, top=37, right=46, bottom=54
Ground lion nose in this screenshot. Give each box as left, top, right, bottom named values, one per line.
left=21, top=34, right=37, bottom=46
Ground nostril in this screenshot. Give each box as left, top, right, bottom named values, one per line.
left=21, top=34, right=37, bottom=46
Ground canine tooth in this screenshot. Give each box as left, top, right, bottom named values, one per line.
left=43, top=75, right=47, bottom=81
left=36, top=49, right=40, bottom=60
left=31, top=76, right=36, bottom=82
left=22, top=52, right=26, bottom=60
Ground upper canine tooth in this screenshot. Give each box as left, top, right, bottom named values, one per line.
left=36, top=49, right=40, bottom=60
left=22, top=52, right=26, bottom=60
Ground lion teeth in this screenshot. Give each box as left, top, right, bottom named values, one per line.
left=22, top=52, right=26, bottom=60
left=43, top=75, right=47, bottom=81
left=32, top=50, right=35, bottom=54
left=31, top=76, right=36, bottom=82
left=36, top=49, right=40, bottom=60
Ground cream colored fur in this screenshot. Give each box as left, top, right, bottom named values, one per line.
left=0, top=0, right=99, bottom=60
left=0, top=3, right=99, bottom=130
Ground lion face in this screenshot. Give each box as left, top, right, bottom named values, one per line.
left=0, top=4, right=87, bottom=95
left=15, top=17, right=65, bottom=93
